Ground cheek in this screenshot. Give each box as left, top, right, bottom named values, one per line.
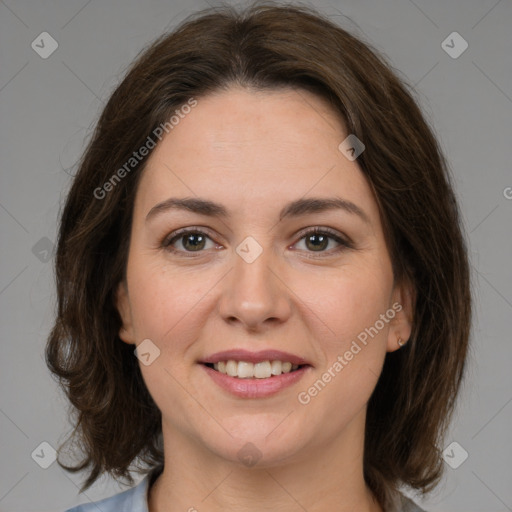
left=126, top=257, right=213, bottom=344
left=127, top=262, right=209, bottom=412
left=294, top=274, right=391, bottom=432
left=297, top=260, right=393, bottom=343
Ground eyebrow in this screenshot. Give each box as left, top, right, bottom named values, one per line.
left=145, top=196, right=370, bottom=224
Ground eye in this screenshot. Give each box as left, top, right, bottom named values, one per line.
left=292, top=227, right=352, bottom=257
left=162, top=227, right=219, bottom=255
left=162, top=226, right=352, bottom=258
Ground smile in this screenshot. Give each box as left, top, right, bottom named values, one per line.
left=207, top=360, right=302, bottom=379
left=199, top=349, right=312, bottom=398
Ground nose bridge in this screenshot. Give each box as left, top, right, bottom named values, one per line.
left=218, top=234, right=290, bottom=329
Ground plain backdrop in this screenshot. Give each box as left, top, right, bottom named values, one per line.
left=0, top=1, right=511, bottom=511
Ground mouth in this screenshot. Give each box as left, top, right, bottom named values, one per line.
left=202, top=360, right=308, bottom=379
left=198, top=349, right=312, bottom=398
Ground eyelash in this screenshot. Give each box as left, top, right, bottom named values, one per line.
left=161, top=226, right=353, bottom=258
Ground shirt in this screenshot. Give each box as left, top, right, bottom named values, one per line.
left=63, top=469, right=426, bottom=512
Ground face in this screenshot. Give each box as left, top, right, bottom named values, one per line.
left=116, top=86, right=413, bottom=468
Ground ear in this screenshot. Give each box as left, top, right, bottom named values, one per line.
left=115, top=281, right=136, bottom=345
left=386, top=277, right=415, bottom=353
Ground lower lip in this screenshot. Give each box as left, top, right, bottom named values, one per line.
left=201, top=364, right=310, bottom=398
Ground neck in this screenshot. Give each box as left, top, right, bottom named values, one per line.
left=148, top=411, right=383, bottom=512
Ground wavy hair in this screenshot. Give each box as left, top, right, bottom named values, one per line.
left=46, top=2, right=472, bottom=509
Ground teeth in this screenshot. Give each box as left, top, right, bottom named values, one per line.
left=237, top=361, right=254, bottom=379
left=282, top=362, right=292, bottom=373
left=254, top=361, right=271, bottom=378
left=212, top=360, right=301, bottom=378
left=271, top=360, right=282, bottom=375
left=226, top=360, right=237, bottom=377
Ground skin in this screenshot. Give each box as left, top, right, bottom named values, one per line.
left=116, top=86, right=414, bottom=512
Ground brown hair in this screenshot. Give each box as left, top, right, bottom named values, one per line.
left=46, top=2, right=471, bottom=509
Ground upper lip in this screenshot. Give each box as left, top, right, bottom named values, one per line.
left=199, top=349, right=311, bottom=366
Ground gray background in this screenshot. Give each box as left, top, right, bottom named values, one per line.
left=0, top=0, right=511, bottom=511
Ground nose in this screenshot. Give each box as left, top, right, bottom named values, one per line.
left=217, top=237, right=292, bottom=332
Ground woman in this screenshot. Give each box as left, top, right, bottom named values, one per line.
left=47, top=3, right=471, bottom=511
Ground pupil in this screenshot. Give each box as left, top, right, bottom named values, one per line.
left=184, top=233, right=205, bottom=251
left=307, top=234, right=327, bottom=251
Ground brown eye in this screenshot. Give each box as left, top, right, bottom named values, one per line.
left=294, top=227, right=352, bottom=256
left=163, top=229, right=217, bottom=255
left=177, top=232, right=207, bottom=251
left=304, top=232, right=329, bottom=251
left=162, top=226, right=351, bottom=258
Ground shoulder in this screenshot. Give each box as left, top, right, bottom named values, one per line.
left=62, top=473, right=150, bottom=512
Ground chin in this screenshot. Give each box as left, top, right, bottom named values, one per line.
left=199, top=418, right=309, bottom=468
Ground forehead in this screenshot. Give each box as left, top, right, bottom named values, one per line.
left=134, top=86, right=379, bottom=225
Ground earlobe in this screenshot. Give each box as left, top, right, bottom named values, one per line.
left=386, top=278, right=415, bottom=353
left=115, top=281, right=136, bottom=345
